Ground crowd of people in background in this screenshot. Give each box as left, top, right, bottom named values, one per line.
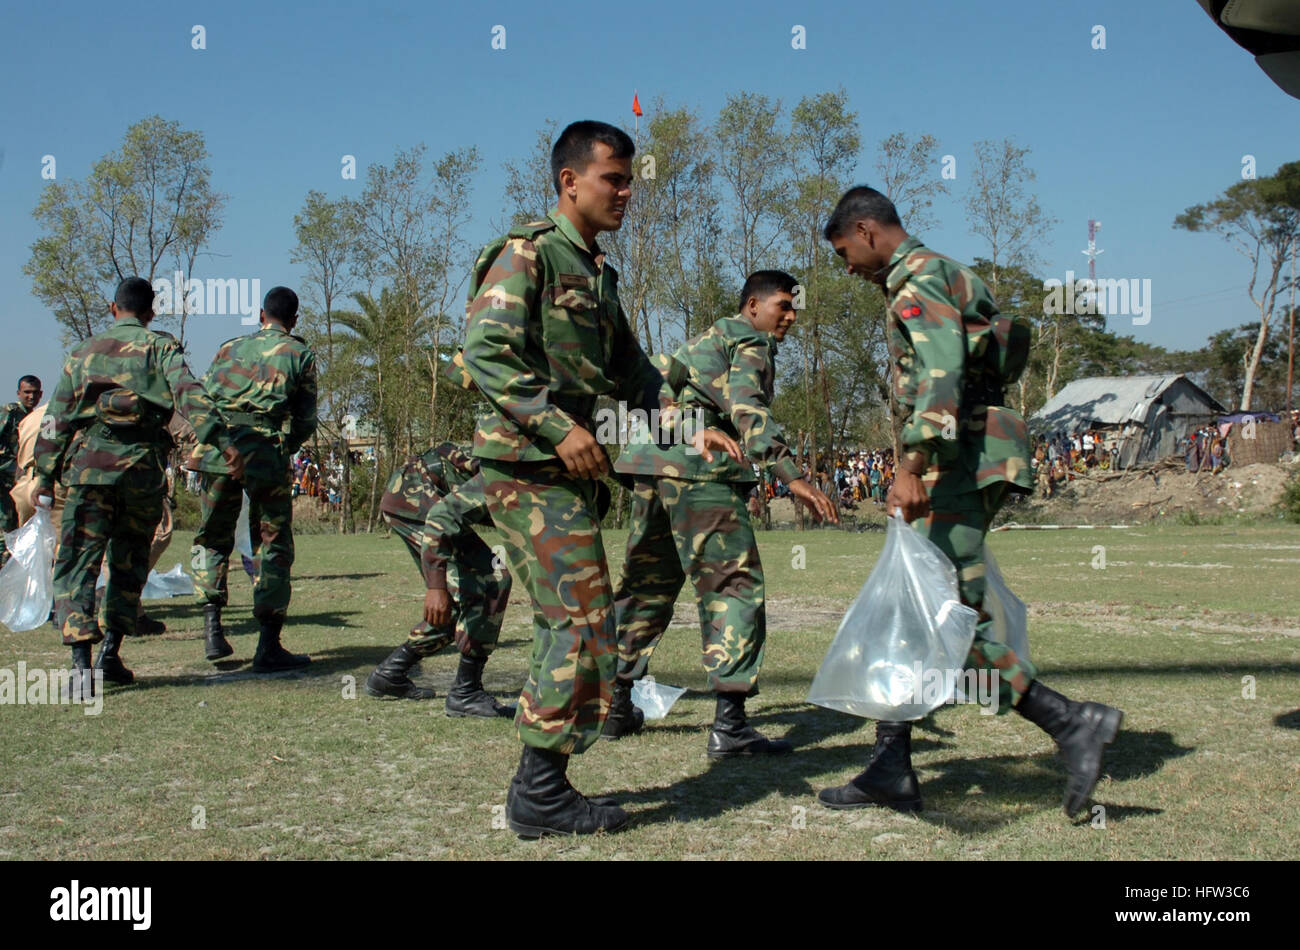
left=290, top=449, right=356, bottom=513
left=747, top=447, right=897, bottom=515
left=1031, top=429, right=1117, bottom=499
left=1182, top=425, right=1231, bottom=475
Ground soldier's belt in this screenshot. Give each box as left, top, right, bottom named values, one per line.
left=962, top=381, right=1005, bottom=408
left=225, top=411, right=285, bottom=430
left=90, top=421, right=170, bottom=445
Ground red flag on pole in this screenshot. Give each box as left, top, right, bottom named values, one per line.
left=632, top=92, right=643, bottom=117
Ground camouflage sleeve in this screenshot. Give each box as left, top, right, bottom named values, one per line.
left=159, top=340, right=231, bottom=453
left=892, top=278, right=965, bottom=474
left=286, top=351, right=318, bottom=455
left=33, top=364, right=80, bottom=489
left=461, top=238, right=576, bottom=447
left=610, top=304, right=674, bottom=416
left=420, top=472, right=493, bottom=590
left=726, top=339, right=803, bottom=486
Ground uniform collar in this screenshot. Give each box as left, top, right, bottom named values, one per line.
left=549, top=210, right=603, bottom=259
left=260, top=323, right=288, bottom=336
left=114, top=316, right=146, bottom=329
left=885, top=236, right=926, bottom=297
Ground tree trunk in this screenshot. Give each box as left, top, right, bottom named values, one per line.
left=366, top=370, right=384, bottom=532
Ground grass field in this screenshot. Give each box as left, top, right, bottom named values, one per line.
left=2, top=520, right=1298, bottom=860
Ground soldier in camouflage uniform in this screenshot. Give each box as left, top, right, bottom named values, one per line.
left=33, top=278, right=242, bottom=687
left=0, top=375, right=42, bottom=567
left=606, top=271, right=838, bottom=757
left=189, top=286, right=317, bottom=673
left=461, top=121, right=740, bottom=838
left=364, top=442, right=514, bottom=718
left=818, top=187, right=1123, bottom=817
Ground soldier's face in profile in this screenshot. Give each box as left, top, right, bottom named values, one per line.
left=569, top=142, right=633, bottom=234
left=749, top=291, right=797, bottom=341
left=830, top=222, right=888, bottom=283
left=17, top=381, right=41, bottom=409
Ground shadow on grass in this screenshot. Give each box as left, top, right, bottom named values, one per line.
left=294, top=572, right=387, bottom=581
left=1274, top=709, right=1300, bottom=729
left=617, top=723, right=1188, bottom=836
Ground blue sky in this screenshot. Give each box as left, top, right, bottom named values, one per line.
left=2, top=0, right=1297, bottom=398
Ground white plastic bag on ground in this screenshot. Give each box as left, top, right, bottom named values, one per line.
left=141, top=563, right=196, bottom=599
left=807, top=511, right=978, bottom=721
left=631, top=675, right=686, bottom=720
left=982, top=544, right=1031, bottom=667
left=0, top=508, right=57, bottom=632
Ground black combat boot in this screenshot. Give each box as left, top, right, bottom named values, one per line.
left=94, top=629, right=134, bottom=685
left=445, top=654, right=513, bottom=718
left=817, top=721, right=922, bottom=812
left=203, top=604, right=233, bottom=661
left=506, top=746, right=629, bottom=839
left=365, top=643, right=435, bottom=700
left=134, top=611, right=166, bottom=636
left=65, top=642, right=95, bottom=701
left=706, top=692, right=794, bottom=759
left=1015, top=680, right=1123, bottom=817
left=600, top=677, right=645, bottom=739
left=251, top=613, right=310, bottom=673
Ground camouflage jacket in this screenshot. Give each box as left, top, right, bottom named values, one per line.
left=189, top=324, right=317, bottom=478
left=34, top=317, right=229, bottom=489
left=461, top=210, right=672, bottom=463
left=885, top=237, right=1032, bottom=494
left=379, top=442, right=478, bottom=523
left=419, top=470, right=495, bottom=591
left=615, top=316, right=803, bottom=485
left=0, top=401, right=30, bottom=483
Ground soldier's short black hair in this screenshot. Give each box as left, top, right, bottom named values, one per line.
left=823, top=186, right=902, bottom=240
left=551, top=121, right=635, bottom=196
left=739, top=270, right=798, bottom=315
left=114, top=277, right=156, bottom=317
left=263, top=286, right=299, bottom=323
left=18, top=375, right=41, bottom=390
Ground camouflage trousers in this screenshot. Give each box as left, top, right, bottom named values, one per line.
left=479, top=459, right=614, bottom=755
left=920, top=484, right=1039, bottom=712
left=613, top=477, right=765, bottom=693
left=0, top=478, right=16, bottom=567
left=381, top=505, right=510, bottom=659
left=193, top=473, right=294, bottom=620
left=52, top=467, right=164, bottom=645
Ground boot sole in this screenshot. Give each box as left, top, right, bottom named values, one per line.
left=205, top=646, right=234, bottom=661
left=446, top=708, right=510, bottom=718
left=817, top=794, right=922, bottom=813
left=508, top=816, right=629, bottom=839
left=706, top=743, right=794, bottom=760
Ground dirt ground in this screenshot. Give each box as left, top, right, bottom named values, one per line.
left=762, top=457, right=1299, bottom=527
left=1013, top=459, right=1298, bottom=524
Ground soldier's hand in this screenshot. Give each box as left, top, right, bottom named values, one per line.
left=555, top=426, right=608, bottom=479
left=887, top=468, right=929, bottom=523
left=691, top=428, right=744, bottom=464
left=789, top=478, right=839, bottom=524
left=222, top=446, right=245, bottom=481
left=424, top=588, right=453, bottom=627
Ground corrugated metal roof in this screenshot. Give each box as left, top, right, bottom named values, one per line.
left=1031, top=374, right=1198, bottom=433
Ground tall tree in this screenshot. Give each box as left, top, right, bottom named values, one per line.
left=964, top=138, right=1054, bottom=301
left=874, top=132, right=948, bottom=234
left=293, top=190, right=360, bottom=530
left=25, top=115, right=225, bottom=341
left=1174, top=160, right=1300, bottom=409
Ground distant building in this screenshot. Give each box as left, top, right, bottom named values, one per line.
left=1031, top=374, right=1225, bottom=468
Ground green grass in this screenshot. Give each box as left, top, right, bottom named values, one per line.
left=2, top=522, right=1297, bottom=860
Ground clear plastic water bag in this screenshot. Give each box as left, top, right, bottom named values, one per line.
left=807, top=511, right=978, bottom=721
left=630, top=675, right=686, bottom=720
left=0, top=509, right=57, bottom=632
left=981, top=544, right=1031, bottom=667
left=140, top=562, right=196, bottom=599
